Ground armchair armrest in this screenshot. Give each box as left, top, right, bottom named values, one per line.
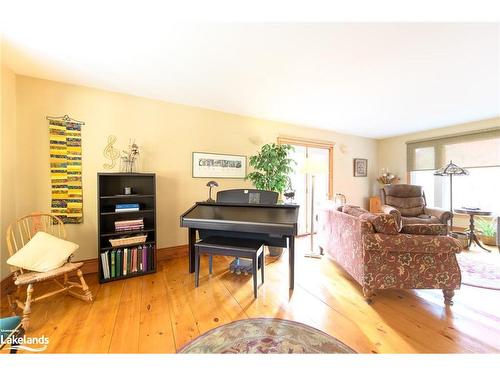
left=363, top=233, right=462, bottom=254
left=424, top=207, right=453, bottom=224
left=380, top=204, right=402, bottom=231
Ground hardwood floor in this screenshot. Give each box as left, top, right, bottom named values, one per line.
left=1, top=237, right=499, bottom=354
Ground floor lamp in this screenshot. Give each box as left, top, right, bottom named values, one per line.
left=301, top=156, right=328, bottom=259
left=433, top=160, right=468, bottom=230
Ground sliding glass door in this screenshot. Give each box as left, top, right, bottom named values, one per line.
left=279, top=138, right=333, bottom=236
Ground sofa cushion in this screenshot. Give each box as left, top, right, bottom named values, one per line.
left=342, top=205, right=369, bottom=217
left=402, top=216, right=441, bottom=225
left=359, top=213, right=400, bottom=235
left=7, top=231, right=78, bottom=273
left=401, top=224, right=447, bottom=236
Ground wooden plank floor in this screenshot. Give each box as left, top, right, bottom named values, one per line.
left=1, top=237, right=499, bottom=354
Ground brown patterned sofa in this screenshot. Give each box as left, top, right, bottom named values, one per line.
left=318, top=203, right=462, bottom=305
left=380, top=184, right=452, bottom=226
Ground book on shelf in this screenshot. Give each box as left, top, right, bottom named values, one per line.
left=115, top=203, right=140, bottom=212
left=123, top=248, right=128, bottom=276
left=114, top=218, right=144, bottom=232
left=101, top=251, right=110, bottom=279
left=111, top=251, right=116, bottom=278
left=100, top=244, right=155, bottom=280
left=117, top=249, right=123, bottom=277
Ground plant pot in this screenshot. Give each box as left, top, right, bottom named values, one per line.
left=480, top=235, right=497, bottom=246
left=267, top=246, right=284, bottom=257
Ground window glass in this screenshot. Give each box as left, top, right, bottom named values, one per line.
left=411, top=167, right=500, bottom=214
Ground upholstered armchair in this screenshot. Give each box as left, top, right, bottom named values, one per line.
left=380, top=184, right=452, bottom=227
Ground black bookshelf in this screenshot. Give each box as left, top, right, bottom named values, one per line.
left=97, top=173, right=157, bottom=283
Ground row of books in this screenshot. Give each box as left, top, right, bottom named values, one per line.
left=114, top=218, right=144, bottom=232
left=100, top=244, right=155, bottom=279
left=115, top=203, right=140, bottom=212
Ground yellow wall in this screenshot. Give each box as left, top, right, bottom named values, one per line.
left=1, top=62, right=18, bottom=279
left=10, top=75, right=378, bottom=264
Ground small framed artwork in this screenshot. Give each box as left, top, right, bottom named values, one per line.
left=192, top=152, right=247, bottom=179
left=353, top=158, right=368, bottom=177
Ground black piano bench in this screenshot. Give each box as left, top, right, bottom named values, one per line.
left=194, top=236, right=265, bottom=298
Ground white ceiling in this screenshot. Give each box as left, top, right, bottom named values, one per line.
left=2, top=21, right=499, bottom=139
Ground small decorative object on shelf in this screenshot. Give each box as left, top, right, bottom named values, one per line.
left=334, top=193, right=346, bottom=205
left=206, top=181, right=219, bottom=203
left=377, top=168, right=400, bottom=185
left=120, top=139, right=140, bottom=173
left=98, top=173, right=156, bottom=283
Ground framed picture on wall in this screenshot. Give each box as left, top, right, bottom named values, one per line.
left=192, top=152, right=247, bottom=178
left=353, top=158, right=368, bottom=177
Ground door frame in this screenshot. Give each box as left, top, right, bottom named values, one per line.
left=277, top=136, right=335, bottom=199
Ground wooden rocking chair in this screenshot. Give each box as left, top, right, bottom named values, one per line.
left=6, top=213, right=93, bottom=330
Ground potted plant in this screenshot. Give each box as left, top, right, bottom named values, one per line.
left=246, top=143, right=295, bottom=256
left=476, top=217, right=497, bottom=246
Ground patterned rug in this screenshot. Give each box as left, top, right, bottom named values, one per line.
left=178, top=318, right=355, bottom=354
left=457, top=251, right=500, bottom=290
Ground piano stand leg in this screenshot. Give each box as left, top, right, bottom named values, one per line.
left=194, top=248, right=200, bottom=287
left=189, top=228, right=196, bottom=273
left=209, top=255, right=213, bottom=274
left=288, top=235, right=295, bottom=289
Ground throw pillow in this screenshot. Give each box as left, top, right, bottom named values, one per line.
left=359, top=213, right=400, bottom=235
left=7, top=231, right=78, bottom=273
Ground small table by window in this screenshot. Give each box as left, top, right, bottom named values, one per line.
left=454, top=208, right=492, bottom=252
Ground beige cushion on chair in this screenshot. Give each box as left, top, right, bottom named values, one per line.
left=7, top=231, right=79, bottom=273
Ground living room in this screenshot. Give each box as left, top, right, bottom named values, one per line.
left=1, top=1, right=499, bottom=372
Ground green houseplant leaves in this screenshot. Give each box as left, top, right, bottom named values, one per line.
left=246, top=143, right=295, bottom=194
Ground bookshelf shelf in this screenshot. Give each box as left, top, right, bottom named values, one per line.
left=100, top=194, right=155, bottom=199
left=98, top=173, right=157, bottom=283
left=100, top=209, right=155, bottom=216
left=100, top=241, right=156, bottom=252
left=100, top=228, right=155, bottom=237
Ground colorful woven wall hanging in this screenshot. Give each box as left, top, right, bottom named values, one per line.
left=47, top=115, right=84, bottom=224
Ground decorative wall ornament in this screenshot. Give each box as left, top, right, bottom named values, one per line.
left=120, top=139, right=140, bottom=173
left=103, top=135, right=120, bottom=169
left=192, top=152, right=246, bottom=178
left=353, top=158, right=368, bottom=177
left=47, top=115, right=84, bottom=224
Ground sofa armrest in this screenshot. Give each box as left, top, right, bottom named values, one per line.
left=363, top=233, right=462, bottom=254
left=424, top=206, right=452, bottom=224
left=380, top=205, right=402, bottom=231
left=401, top=224, right=448, bottom=236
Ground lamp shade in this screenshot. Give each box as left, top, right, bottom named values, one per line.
left=433, top=160, right=469, bottom=176
left=300, top=156, right=328, bottom=175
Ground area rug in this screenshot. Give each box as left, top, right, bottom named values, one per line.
left=457, top=251, right=500, bottom=290
left=178, top=318, right=355, bottom=354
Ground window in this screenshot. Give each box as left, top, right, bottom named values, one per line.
left=407, top=128, right=500, bottom=214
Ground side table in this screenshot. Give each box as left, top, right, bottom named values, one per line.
left=454, top=208, right=492, bottom=252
